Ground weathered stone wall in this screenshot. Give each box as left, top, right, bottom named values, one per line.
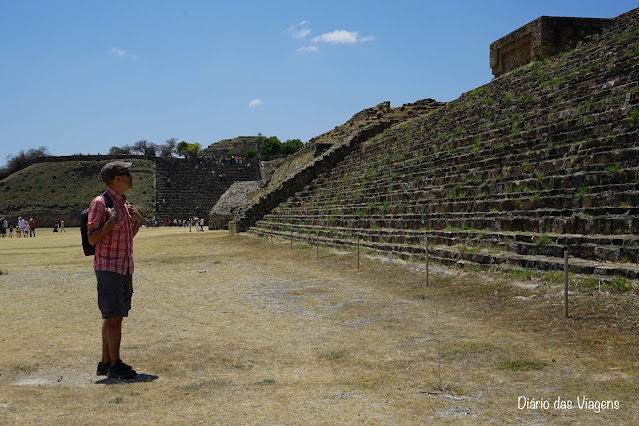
left=201, top=136, right=264, bottom=158
left=491, top=16, right=613, bottom=77
left=208, top=181, right=262, bottom=229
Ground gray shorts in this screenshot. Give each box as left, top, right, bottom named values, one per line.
left=96, top=271, right=133, bottom=318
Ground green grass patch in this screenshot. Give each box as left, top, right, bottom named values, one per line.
left=506, top=268, right=532, bottom=280
left=576, top=186, right=589, bottom=200
left=605, top=163, right=620, bottom=175
left=608, top=275, right=632, bottom=292
left=536, top=235, right=552, bottom=245
left=545, top=270, right=564, bottom=283
left=473, top=137, right=482, bottom=152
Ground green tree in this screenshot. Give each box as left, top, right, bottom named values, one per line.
left=261, top=136, right=282, bottom=157
left=281, top=139, right=304, bottom=155
left=176, top=141, right=189, bottom=158
left=185, top=142, right=202, bottom=159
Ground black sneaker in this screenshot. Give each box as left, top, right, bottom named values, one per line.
left=107, top=359, right=137, bottom=379
left=96, top=361, right=109, bottom=376
left=97, top=360, right=133, bottom=376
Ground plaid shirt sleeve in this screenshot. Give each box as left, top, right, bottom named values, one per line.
left=87, top=196, right=107, bottom=229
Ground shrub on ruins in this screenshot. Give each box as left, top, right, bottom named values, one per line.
left=108, top=138, right=178, bottom=158
left=176, top=141, right=202, bottom=159
left=244, top=149, right=257, bottom=158
left=261, top=136, right=282, bottom=157
left=159, top=138, right=178, bottom=158
left=109, top=145, right=133, bottom=155
left=131, top=140, right=159, bottom=157
left=282, top=139, right=304, bottom=155
left=1, top=146, right=50, bottom=178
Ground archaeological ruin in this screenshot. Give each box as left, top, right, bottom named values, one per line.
left=1, top=8, right=637, bottom=282
left=229, top=8, right=639, bottom=279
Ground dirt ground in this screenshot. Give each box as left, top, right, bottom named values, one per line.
left=1, top=228, right=638, bottom=424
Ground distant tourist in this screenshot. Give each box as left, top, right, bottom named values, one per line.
left=87, top=161, right=143, bottom=379
left=199, top=217, right=205, bottom=232
left=1, top=218, right=7, bottom=237
left=17, top=217, right=26, bottom=238
left=60, top=219, right=66, bottom=232
left=8, top=225, right=13, bottom=238
left=29, top=218, right=36, bottom=237
left=24, top=221, right=30, bottom=238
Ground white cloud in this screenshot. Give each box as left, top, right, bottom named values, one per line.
left=311, top=30, right=374, bottom=44
left=297, top=46, right=319, bottom=54
left=288, top=21, right=374, bottom=54
left=288, top=20, right=311, bottom=39
left=110, top=47, right=138, bottom=59
left=249, top=99, right=263, bottom=108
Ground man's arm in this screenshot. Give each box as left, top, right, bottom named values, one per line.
left=127, top=204, right=143, bottom=237
left=88, top=206, right=118, bottom=245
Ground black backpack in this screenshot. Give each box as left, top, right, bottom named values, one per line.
left=81, top=192, right=113, bottom=256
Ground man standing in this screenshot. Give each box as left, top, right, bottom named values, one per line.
left=17, top=217, right=26, bottom=238
left=87, top=161, right=143, bottom=379
left=29, top=218, right=36, bottom=237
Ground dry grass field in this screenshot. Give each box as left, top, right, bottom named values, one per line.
left=1, top=228, right=638, bottom=424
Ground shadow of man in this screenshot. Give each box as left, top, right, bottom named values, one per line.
left=95, top=373, right=159, bottom=385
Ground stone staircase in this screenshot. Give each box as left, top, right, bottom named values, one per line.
left=246, top=8, right=639, bottom=278
left=155, top=158, right=260, bottom=223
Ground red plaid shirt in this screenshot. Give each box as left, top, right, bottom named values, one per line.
left=87, top=187, right=134, bottom=275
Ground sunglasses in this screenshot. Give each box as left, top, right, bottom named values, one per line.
left=116, top=170, right=131, bottom=177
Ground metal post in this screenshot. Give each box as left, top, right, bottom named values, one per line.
left=357, top=236, right=360, bottom=270
left=564, top=250, right=569, bottom=318
left=270, top=235, right=273, bottom=247
left=389, top=250, right=393, bottom=264
left=425, top=236, right=429, bottom=287
left=290, top=228, right=293, bottom=250
left=436, top=307, right=441, bottom=389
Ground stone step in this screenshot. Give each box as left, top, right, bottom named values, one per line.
left=248, top=226, right=639, bottom=279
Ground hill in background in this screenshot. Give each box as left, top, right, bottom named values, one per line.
left=0, top=159, right=155, bottom=227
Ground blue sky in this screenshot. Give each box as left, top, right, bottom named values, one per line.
left=1, top=1, right=636, bottom=164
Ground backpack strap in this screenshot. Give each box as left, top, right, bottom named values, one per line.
left=102, top=192, right=113, bottom=209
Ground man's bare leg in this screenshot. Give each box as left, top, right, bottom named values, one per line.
left=102, top=316, right=123, bottom=365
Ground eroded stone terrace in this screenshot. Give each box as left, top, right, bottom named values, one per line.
left=247, top=8, right=639, bottom=278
